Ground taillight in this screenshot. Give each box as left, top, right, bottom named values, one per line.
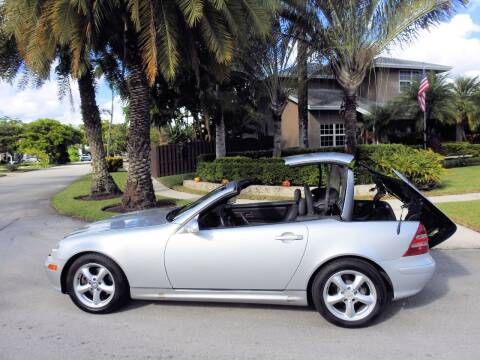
left=403, top=223, right=429, bottom=257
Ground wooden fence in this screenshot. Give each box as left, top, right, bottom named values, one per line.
left=151, top=137, right=273, bottom=177
left=151, top=141, right=214, bottom=177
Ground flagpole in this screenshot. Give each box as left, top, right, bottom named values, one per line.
left=422, top=63, right=427, bottom=149
left=423, top=107, right=427, bottom=150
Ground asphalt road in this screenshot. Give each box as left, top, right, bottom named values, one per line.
left=1, top=165, right=479, bottom=360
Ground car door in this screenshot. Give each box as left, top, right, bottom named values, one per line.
left=165, top=222, right=308, bottom=290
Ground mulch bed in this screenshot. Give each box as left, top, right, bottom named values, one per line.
left=103, top=200, right=177, bottom=214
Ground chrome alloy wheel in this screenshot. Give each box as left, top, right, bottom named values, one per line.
left=73, top=263, right=115, bottom=309
left=323, top=270, right=377, bottom=322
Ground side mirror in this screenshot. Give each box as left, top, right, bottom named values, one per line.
left=183, top=218, right=199, bottom=234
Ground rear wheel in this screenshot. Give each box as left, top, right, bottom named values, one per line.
left=66, top=253, right=129, bottom=313
left=311, top=259, right=387, bottom=328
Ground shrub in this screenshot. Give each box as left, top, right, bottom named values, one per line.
left=106, top=156, right=123, bottom=172
left=441, top=142, right=480, bottom=157
left=197, top=144, right=444, bottom=188
left=68, top=146, right=80, bottom=162
left=365, top=144, right=444, bottom=188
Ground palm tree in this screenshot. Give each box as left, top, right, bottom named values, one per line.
left=302, top=0, right=465, bottom=154
left=113, top=0, right=278, bottom=209
left=392, top=72, right=456, bottom=147
left=252, top=20, right=297, bottom=157
left=6, top=0, right=278, bottom=209
left=1, top=0, right=121, bottom=196
left=363, top=103, right=397, bottom=143
left=452, top=76, right=480, bottom=141
left=282, top=0, right=313, bottom=148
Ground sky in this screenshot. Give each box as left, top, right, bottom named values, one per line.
left=1, top=1, right=480, bottom=127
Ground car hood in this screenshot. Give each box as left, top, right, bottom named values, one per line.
left=371, top=169, right=456, bottom=248
left=66, top=207, right=176, bottom=238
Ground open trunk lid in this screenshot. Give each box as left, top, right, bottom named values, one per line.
left=371, top=169, right=456, bottom=248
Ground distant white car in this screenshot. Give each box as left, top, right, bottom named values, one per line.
left=23, top=155, right=38, bottom=163
left=80, top=154, right=91, bottom=162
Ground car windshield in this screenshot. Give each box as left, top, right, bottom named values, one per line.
left=167, top=184, right=227, bottom=222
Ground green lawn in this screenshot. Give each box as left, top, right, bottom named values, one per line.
left=0, top=163, right=50, bottom=173
left=52, top=172, right=190, bottom=222
left=157, top=173, right=194, bottom=188
left=437, top=200, right=480, bottom=232
left=425, top=165, right=480, bottom=196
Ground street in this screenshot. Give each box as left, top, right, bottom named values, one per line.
left=0, top=165, right=479, bottom=360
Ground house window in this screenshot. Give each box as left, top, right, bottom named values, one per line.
left=320, top=123, right=345, bottom=147
left=399, top=70, right=421, bottom=92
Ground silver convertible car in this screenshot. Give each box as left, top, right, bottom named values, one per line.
left=46, top=152, right=456, bottom=327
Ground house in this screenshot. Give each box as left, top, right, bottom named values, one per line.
left=266, top=57, right=451, bottom=148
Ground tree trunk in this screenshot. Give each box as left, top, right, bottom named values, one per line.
left=455, top=121, right=465, bottom=142
left=78, top=69, right=121, bottom=196
left=272, top=113, right=282, bottom=157
left=121, top=55, right=156, bottom=210
left=203, top=111, right=212, bottom=141
left=215, top=113, right=226, bottom=158
left=343, top=89, right=358, bottom=154
left=270, top=100, right=286, bottom=158
left=297, top=39, right=309, bottom=148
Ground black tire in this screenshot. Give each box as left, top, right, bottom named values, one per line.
left=66, top=253, right=130, bottom=314
left=311, top=258, right=387, bottom=328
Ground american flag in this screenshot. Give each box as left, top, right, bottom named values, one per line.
left=417, top=71, right=429, bottom=112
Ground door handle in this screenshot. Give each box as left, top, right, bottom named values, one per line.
left=275, top=233, right=303, bottom=241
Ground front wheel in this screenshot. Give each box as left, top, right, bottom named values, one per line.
left=66, top=253, right=129, bottom=313
left=311, top=259, right=387, bottom=328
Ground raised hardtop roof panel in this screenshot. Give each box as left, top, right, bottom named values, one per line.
left=283, top=152, right=354, bottom=167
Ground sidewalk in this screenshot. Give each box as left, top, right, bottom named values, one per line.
left=387, top=195, right=480, bottom=250
left=428, top=192, right=480, bottom=203
left=152, top=177, right=200, bottom=200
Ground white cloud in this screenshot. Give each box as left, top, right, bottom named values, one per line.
left=384, top=13, right=480, bottom=77
left=99, top=95, right=128, bottom=124
left=0, top=78, right=126, bottom=126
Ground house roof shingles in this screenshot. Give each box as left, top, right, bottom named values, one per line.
left=373, top=57, right=451, bottom=72
left=282, top=57, right=451, bottom=77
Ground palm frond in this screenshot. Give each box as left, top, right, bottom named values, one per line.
left=177, top=0, right=204, bottom=26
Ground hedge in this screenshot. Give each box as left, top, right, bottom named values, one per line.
left=441, top=142, right=480, bottom=157
left=197, top=146, right=344, bottom=162
left=443, top=156, right=480, bottom=168
left=196, top=157, right=323, bottom=186
left=196, top=144, right=445, bottom=188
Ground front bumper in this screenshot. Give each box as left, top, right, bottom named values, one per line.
left=379, top=253, right=436, bottom=300
left=45, top=254, right=67, bottom=292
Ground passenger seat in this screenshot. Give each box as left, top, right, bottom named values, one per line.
left=284, top=189, right=301, bottom=221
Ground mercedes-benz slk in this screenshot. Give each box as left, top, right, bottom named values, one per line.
left=46, top=152, right=455, bottom=327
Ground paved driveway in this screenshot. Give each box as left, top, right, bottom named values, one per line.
left=1, top=166, right=480, bottom=360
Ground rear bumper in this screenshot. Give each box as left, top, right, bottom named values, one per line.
left=45, top=255, right=66, bottom=292
left=379, top=253, right=436, bottom=300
